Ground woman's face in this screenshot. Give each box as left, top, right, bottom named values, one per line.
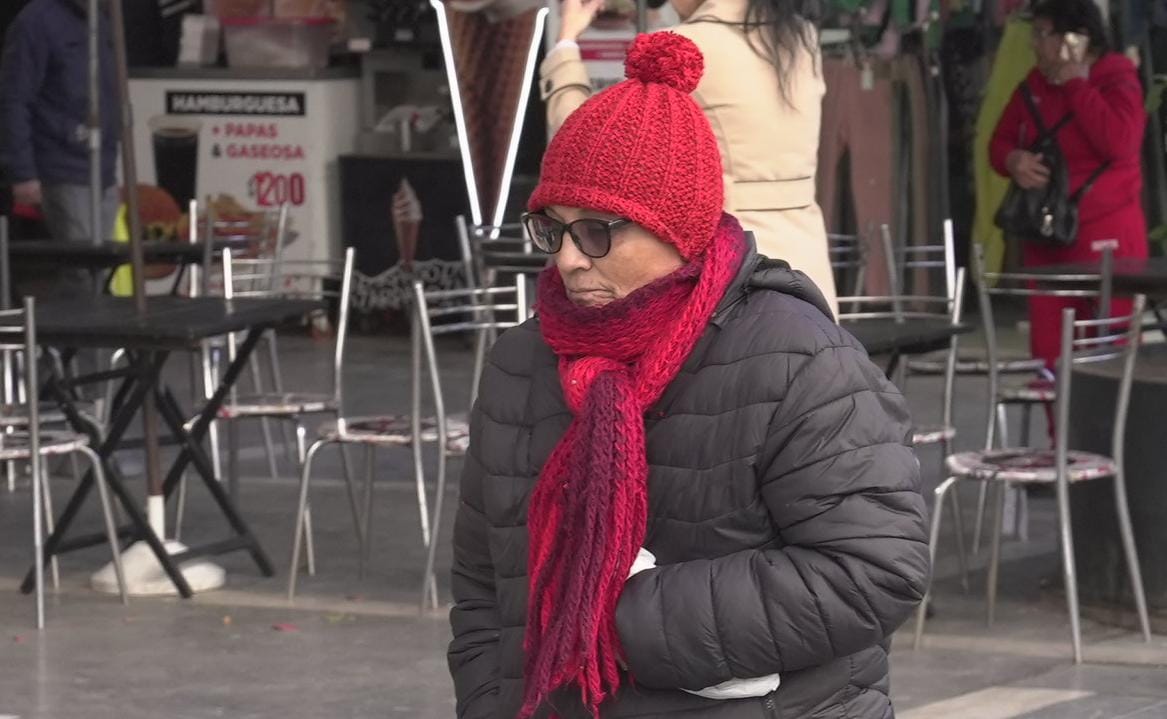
left=546, top=205, right=685, bottom=308
left=1031, top=17, right=1066, bottom=75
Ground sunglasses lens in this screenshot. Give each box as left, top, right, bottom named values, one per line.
left=524, top=214, right=561, bottom=253
left=572, top=220, right=612, bottom=258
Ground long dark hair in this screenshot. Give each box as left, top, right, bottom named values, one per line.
left=1030, top=0, right=1111, bottom=54
left=687, top=0, right=823, bottom=102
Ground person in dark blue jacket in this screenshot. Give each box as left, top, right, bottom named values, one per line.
left=0, top=0, right=121, bottom=255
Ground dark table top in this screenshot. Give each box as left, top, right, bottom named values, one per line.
left=841, top=317, right=973, bottom=356
left=4, top=296, right=321, bottom=349
left=9, top=239, right=244, bottom=270
left=1033, top=256, right=1167, bottom=297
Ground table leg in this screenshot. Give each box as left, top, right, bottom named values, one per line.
left=154, top=386, right=274, bottom=576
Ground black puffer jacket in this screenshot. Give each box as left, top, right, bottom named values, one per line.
left=448, top=240, right=930, bottom=719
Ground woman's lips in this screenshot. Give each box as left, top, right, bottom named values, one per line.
left=566, top=288, right=613, bottom=305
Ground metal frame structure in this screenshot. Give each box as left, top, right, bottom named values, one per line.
left=915, top=295, right=1153, bottom=662
left=0, top=298, right=127, bottom=627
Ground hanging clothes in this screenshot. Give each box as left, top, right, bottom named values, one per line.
left=972, top=16, right=1034, bottom=276
left=818, top=56, right=896, bottom=294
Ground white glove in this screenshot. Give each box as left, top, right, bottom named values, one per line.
left=624, top=548, right=780, bottom=700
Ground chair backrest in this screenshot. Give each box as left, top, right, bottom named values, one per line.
left=409, top=278, right=528, bottom=431
left=973, top=242, right=1103, bottom=369
left=203, top=199, right=289, bottom=261
left=1054, top=294, right=1146, bottom=478
left=972, top=242, right=1109, bottom=449
left=828, top=231, right=868, bottom=300
left=225, top=248, right=356, bottom=409
left=879, top=220, right=957, bottom=301
left=455, top=214, right=541, bottom=313
left=0, top=297, right=40, bottom=450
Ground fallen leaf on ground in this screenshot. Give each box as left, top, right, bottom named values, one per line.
left=272, top=622, right=300, bottom=633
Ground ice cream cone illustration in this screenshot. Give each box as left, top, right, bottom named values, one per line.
left=392, top=178, right=422, bottom=270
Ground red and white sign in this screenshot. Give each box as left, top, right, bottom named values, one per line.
left=129, top=77, right=358, bottom=264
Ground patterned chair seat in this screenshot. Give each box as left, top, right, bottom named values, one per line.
left=321, top=415, right=471, bottom=454
left=912, top=424, right=956, bottom=446
left=219, top=393, right=336, bottom=419
left=998, top=378, right=1056, bottom=404
left=946, top=448, right=1116, bottom=484
left=0, top=430, right=91, bottom=460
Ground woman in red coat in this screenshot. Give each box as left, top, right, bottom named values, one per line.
left=990, top=0, right=1147, bottom=367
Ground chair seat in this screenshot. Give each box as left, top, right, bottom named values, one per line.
left=907, top=352, right=1046, bottom=376
left=0, top=430, right=90, bottom=460
left=220, top=393, right=336, bottom=419
left=322, top=414, right=470, bottom=454
left=946, top=448, right=1116, bottom=483
left=912, top=425, right=956, bottom=446
left=998, top=378, right=1056, bottom=404
left=0, top=402, right=67, bottom=428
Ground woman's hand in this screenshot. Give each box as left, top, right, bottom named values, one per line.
left=1051, top=61, right=1090, bottom=85
left=1006, top=149, right=1051, bottom=189
left=558, top=0, right=605, bottom=43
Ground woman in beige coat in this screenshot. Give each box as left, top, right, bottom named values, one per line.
left=541, top=0, right=839, bottom=315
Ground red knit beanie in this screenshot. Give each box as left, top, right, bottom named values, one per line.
left=528, top=32, right=723, bottom=261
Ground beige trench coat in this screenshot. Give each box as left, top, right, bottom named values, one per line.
left=539, top=0, right=838, bottom=316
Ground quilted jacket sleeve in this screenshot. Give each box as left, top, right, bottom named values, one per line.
left=447, top=436, right=503, bottom=719
left=614, top=340, right=930, bottom=691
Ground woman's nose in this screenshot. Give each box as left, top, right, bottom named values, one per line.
left=553, top=233, right=592, bottom=274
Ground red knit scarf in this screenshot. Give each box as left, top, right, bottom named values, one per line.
left=521, top=215, right=745, bottom=718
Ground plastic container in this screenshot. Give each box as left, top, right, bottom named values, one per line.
left=222, top=17, right=336, bottom=69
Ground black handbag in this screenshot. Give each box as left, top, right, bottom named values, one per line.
left=994, top=83, right=1111, bottom=248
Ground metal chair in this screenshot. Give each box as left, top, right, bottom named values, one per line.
left=914, top=296, right=1153, bottom=661
left=201, top=201, right=294, bottom=485
left=838, top=268, right=971, bottom=583
left=968, top=244, right=1110, bottom=550
left=287, top=274, right=528, bottom=608
left=454, top=215, right=538, bottom=403
left=904, top=232, right=1110, bottom=383
left=828, top=231, right=871, bottom=314
left=0, top=297, right=127, bottom=628
left=217, top=248, right=359, bottom=577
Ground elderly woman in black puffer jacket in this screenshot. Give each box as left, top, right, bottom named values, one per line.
left=447, top=32, right=929, bottom=719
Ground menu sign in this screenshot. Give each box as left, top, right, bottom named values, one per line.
left=129, top=76, right=358, bottom=266
left=138, top=89, right=315, bottom=261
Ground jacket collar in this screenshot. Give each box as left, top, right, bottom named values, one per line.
left=710, top=230, right=835, bottom=326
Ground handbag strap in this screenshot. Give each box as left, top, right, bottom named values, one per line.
left=1071, top=159, right=1113, bottom=202
left=1020, top=83, right=1073, bottom=143
left=1018, top=81, right=1107, bottom=200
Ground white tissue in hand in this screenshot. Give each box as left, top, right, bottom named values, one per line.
left=685, top=674, right=781, bottom=700
left=628, top=547, right=657, bottom=578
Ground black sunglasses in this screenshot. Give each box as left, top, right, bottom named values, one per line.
left=521, top=212, right=631, bottom=259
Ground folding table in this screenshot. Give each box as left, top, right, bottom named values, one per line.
left=6, top=295, right=321, bottom=597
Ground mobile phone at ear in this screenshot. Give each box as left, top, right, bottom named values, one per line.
left=1060, top=32, right=1087, bottom=62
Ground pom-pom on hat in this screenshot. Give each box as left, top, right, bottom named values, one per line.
left=528, top=32, right=723, bottom=261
